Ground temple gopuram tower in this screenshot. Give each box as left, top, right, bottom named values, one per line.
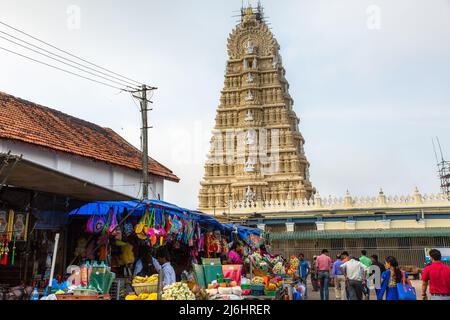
left=198, top=4, right=315, bottom=214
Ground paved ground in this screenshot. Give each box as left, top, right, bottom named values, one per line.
left=305, top=280, right=423, bottom=300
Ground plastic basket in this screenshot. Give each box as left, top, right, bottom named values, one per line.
left=251, top=286, right=265, bottom=296
left=132, top=283, right=158, bottom=295
left=241, top=284, right=251, bottom=290
left=202, top=258, right=221, bottom=266
left=72, top=288, right=98, bottom=296
left=251, top=284, right=265, bottom=293
left=264, top=290, right=277, bottom=297
left=253, top=269, right=268, bottom=277
left=56, top=294, right=110, bottom=300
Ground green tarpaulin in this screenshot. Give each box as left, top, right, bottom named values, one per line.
left=268, top=228, right=450, bottom=241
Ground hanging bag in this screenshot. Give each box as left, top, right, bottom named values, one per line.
left=135, top=208, right=151, bottom=240
left=396, top=271, right=416, bottom=300
left=107, top=208, right=118, bottom=234
left=146, top=208, right=158, bottom=247
left=86, top=214, right=107, bottom=234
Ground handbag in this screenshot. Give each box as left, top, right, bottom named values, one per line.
left=396, top=272, right=416, bottom=300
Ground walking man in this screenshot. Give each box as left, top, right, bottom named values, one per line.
left=359, top=250, right=372, bottom=300
left=332, top=254, right=346, bottom=300
left=341, top=256, right=369, bottom=300
left=341, top=251, right=350, bottom=300
left=311, top=255, right=319, bottom=292
left=359, top=250, right=372, bottom=267
left=316, top=249, right=332, bottom=300
left=422, top=249, right=450, bottom=300
left=297, top=253, right=311, bottom=299
left=370, top=254, right=386, bottom=297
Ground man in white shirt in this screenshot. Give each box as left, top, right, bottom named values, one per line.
left=152, top=246, right=176, bottom=288
left=340, top=256, right=369, bottom=300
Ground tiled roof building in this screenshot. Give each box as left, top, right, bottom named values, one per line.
left=0, top=91, right=179, bottom=182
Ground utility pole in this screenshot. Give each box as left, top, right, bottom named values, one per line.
left=138, top=84, right=156, bottom=200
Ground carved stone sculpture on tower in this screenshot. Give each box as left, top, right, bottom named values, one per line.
left=245, top=186, right=256, bottom=202
left=247, top=73, right=254, bottom=83
left=246, top=39, right=254, bottom=54
left=245, top=110, right=254, bottom=122
left=245, top=90, right=254, bottom=101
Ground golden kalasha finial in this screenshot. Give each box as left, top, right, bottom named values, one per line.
left=245, top=6, right=253, bottom=16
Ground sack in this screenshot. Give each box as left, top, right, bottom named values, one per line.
left=222, top=265, right=243, bottom=286
left=396, top=272, right=416, bottom=300
left=86, top=215, right=107, bottom=234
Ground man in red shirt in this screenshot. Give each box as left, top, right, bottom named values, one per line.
left=315, top=249, right=332, bottom=300
left=422, top=249, right=450, bottom=300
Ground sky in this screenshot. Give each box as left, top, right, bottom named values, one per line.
left=0, top=0, right=449, bottom=209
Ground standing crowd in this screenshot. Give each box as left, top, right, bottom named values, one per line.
left=294, top=248, right=450, bottom=301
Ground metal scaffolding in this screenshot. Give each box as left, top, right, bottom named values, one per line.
left=433, top=137, right=450, bottom=200
left=438, top=159, right=450, bottom=200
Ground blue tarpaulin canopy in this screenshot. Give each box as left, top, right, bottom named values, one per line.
left=222, top=223, right=263, bottom=245
left=69, top=199, right=224, bottom=230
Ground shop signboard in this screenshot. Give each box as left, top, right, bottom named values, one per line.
left=424, top=248, right=450, bottom=262
left=0, top=210, right=29, bottom=241
left=0, top=210, right=8, bottom=235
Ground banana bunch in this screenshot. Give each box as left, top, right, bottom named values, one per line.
left=125, top=293, right=158, bottom=300
left=272, top=262, right=286, bottom=274
left=132, top=274, right=159, bottom=285
left=251, top=276, right=265, bottom=285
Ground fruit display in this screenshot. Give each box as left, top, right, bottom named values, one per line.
left=207, top=280, right=239, bottom=289
left=265, top=276, right=283, bottom=291
left=272, top=262, right=286, bottom=274
left=161, top=282, right=196, bottom=300
left=191, top=287, right=210, bottom=301
left=290, top=256, right=299, bottom=266
left=264, top=255, right=284, bottom=266
left=287, top=256, right=299, bottom=276
left=125, top=293, right=158, bottom=300
left=132, top=274, right=158, bottom=285
left=250, top=276, right=265, bottom=285
left=250, top=252, right=263, bottom=263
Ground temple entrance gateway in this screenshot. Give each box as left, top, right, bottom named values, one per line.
left=198, top=5, right=314, bottom=214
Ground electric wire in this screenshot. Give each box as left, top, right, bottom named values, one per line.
left=0, top=20, right=143, bottom=86
left=0, top=34, right=138, bottom=91
left=0, top=45, right=126, bottom=91
left=0, top=30, right=141, bottom=89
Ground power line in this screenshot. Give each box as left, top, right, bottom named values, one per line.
left=0, top=20, right=143, bottom=86
left=0, top=34, right=138, bottom=90
left=0, top=30, right=141, bottom=89
left=0, top=45, right=126, bottom=91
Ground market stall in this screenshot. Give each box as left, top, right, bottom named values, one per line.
left=31, top=199, right=278, bottom=301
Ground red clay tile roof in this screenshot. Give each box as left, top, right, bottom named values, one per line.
left=0, top=92, right=179, bottom=182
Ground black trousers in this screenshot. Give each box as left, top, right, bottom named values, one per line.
left=347, top=280, right=364, bottom=300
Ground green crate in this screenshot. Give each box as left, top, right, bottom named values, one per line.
left=264, top=290, right=277, bottom=297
